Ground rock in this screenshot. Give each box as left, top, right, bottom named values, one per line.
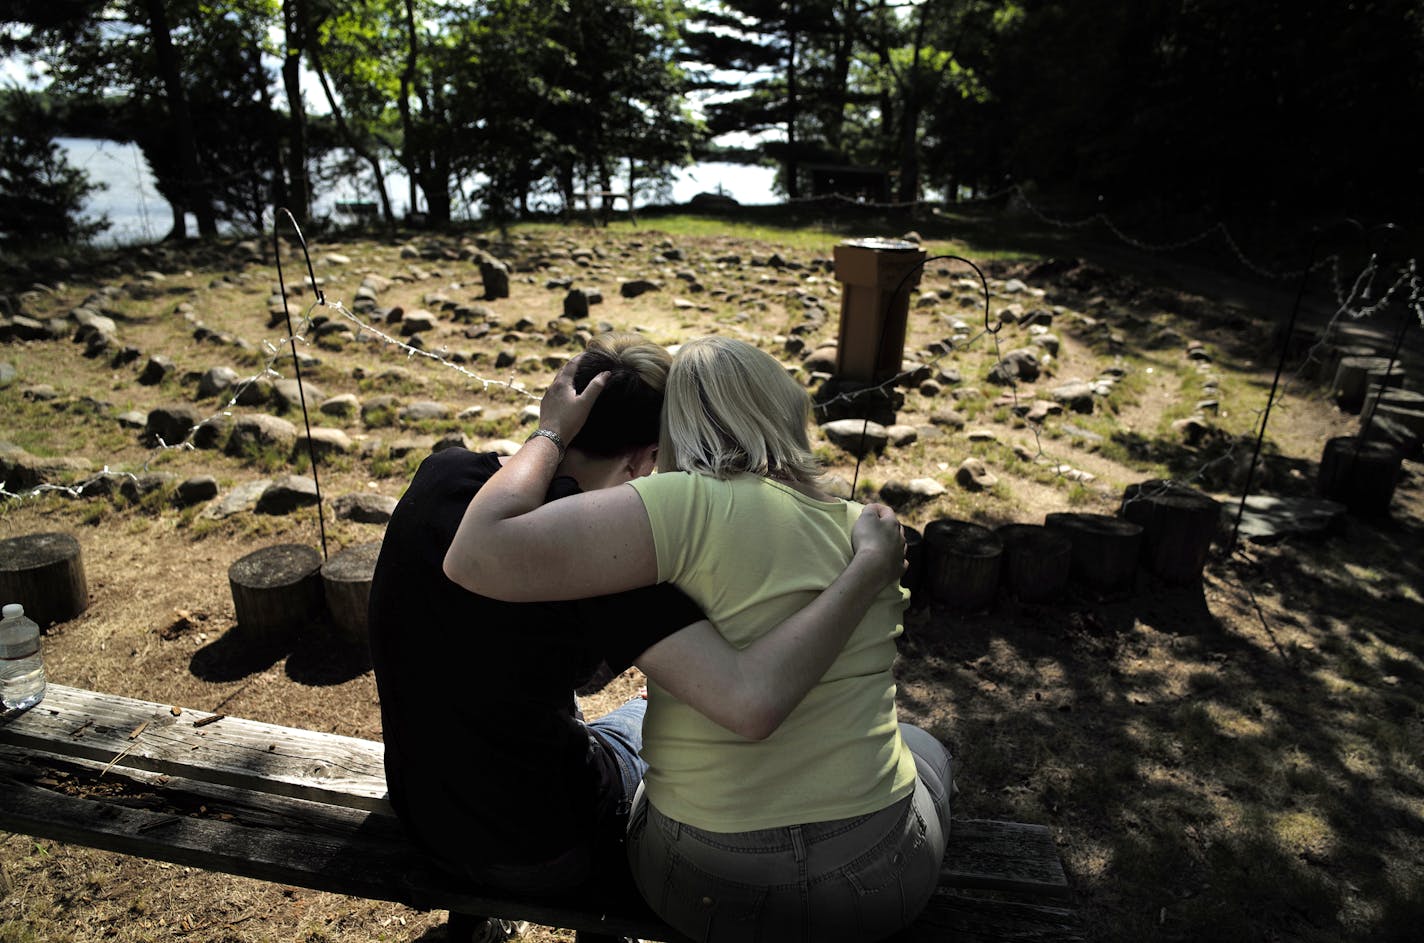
left=620, top=279, right=662, bottom=299
left=1050, top=465, right=1096, bottom=483
left=190, top=414, right=232, bottom=449
left=116, top=409, right=148, bottom=429
left=224, top=414, right=298, bottom=456
left=197, top=366, right=240, bottom=399
left=1172, top=416, right=1211, bottom=445
left=145, top=404, right=201, bottom=446
left=432, top=431, right=469, bottom=453
left=1026, top=400, right=1062, bottom=423
left=71, top=307, right=117, bottom=337
left=362, top=395, right=398, bottom=425
left=388, top=437, right=434, bottom=458
left=803, top=346, right=840, bottom=374
left=271, top=378, right=324, bottom=413
left=1030, top=333, right=1061, bottom=356
left=886, top=424, right=919, bottom=447
left=320, top=393, right=360, bottom=418
left=332, top=492, right=398, bottom=524
left=399, top=401, right=450, bottom=422
left=930, top=407, right=967, bottom=430
left=0, top=361, right=15, bottom=387
left=234, top=376, right=273, bottom=406
left=494, top=349, right=517, bottom=369
left=138, top=355, right=175, bottom=386
left=119, top=472, right=177, bottom=502
left=1229, top=495, right=1347, bottom=544
left=878, top=477, right=947, bottom=506
left=1002, top=278, right=1029, bottom=294
left=480, top=259, right=511, bottom=299
left=956, top=457, right=998, bottom=491
left=483, top=439, right=523, bottom=456
left=21, top=384, right=58, bottom=401
left=255, top=474, right=321, bottom=514
left=820, top=418, right=888, bottom=455
left=1049, top=382, right=1096, bottom=414
left=966, top=428, right=999, bottom=443
left=918, top=379, right=942, bottom=397
left=202, top=479, right=272, bottom=519
left=987, top=348, right=1040, bottom=384
left=295, top=427, right=354, bottom=458
left=174, top=475, right=219, bottom=507
left=563, top=289, right=590, bottom=320
left=399, top=310, right=439, bottom=335
left=0, top=446, right=92, bottom=490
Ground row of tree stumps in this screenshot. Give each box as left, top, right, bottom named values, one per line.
left=904, top=479, right=1221, bottom=610
left=227, top=541, right=382, bottom=648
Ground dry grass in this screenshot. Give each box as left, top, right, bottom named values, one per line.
left=2, top=213, right=1422, bottom=942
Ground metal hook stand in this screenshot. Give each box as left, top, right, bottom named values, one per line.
left=272, top=208, right=330, bottom=561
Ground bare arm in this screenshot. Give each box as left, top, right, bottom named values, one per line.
left=443, top=361, right=658, bottom=601
left=634, top=503, right=907, bottom=740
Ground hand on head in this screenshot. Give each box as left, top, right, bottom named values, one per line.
left=540, top=354, right=611, bottom=442
left=851, top=503, right=908, bottom=587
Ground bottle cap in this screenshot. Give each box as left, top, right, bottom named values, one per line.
left=2, top=604, right=22, bottom=619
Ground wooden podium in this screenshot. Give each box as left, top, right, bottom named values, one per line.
left=832, top=238, right=927, bottom=382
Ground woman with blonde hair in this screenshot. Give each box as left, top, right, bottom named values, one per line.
left=446, top=336, right=954, bottom=942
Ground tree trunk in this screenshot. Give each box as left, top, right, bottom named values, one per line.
left=399, top=0, right=420, bottom=219
left=995, top=524, right=1072, bottom=604
left=785, top=4, right=800, bottom=200
left=309, top=45, right=396, bottom=225
left=228, top=544, right=324, bottom=648
left=320, top=541, right=382, bottom=648
left=281, top=0, right=310, bottom=226
left=923, top=519, right=1003, bottom=611
left=1120, top=480, right=1221, bottom=585
left=142, top=0, right=215, bottom=237
left=1043, top=512, right=1143, bottom=597
left=0, top=532, right=88, bottom=629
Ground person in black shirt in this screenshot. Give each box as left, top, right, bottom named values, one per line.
left=368, top=334, right=904, bottom=932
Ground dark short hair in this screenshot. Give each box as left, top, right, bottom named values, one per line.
left=569, top=333, right=671, bottom=457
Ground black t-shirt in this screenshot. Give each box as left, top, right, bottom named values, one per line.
left=368, top=449, right=702, bottom=871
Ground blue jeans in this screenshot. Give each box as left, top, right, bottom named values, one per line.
left=626, top=723, right=955, bottom=943
left=463, top=697, right=649, bottom=896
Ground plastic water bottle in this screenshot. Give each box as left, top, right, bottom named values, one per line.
left=0, top=603, right=46, bottom=711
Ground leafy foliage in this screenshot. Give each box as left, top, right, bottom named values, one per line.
left=0, top=89, right=108, bottom=247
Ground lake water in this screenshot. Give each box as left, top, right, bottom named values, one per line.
left=59, top=138, right=779, bottom=247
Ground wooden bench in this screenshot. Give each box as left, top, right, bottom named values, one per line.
left=572, top=191, right=637, bottom=227
left=0, top=686, right=1081, bottom=942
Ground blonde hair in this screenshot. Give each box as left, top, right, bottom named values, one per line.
left=659, top=336, right=821, bottom=482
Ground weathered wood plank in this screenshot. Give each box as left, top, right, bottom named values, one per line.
left=896, top=891, right=1085, bottom=943
left=2, top=687, right=1072, bottom=898
left=0, top=746, right=685, bottom=941
left=0, top=684, right=388, bottom=810
left=942, top=818, right=1071, bottom=898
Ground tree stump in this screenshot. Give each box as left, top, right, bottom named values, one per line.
left=1119, top=480, right=1221, bottom=585
left=0, top=532, right=88, bottom=628
left=923, top=520, right=1003, bottom=611
left=321, top=541, right=383, bottom=647
left=228, top=544, right=325, bottom=646
left=995, top=524, right=1071, bottom=603
left=1333, top=356, right=1392, bottom=412
left=1318, top=436, right=1402, bottom=517
left=1316, top=343, right=1375, bottom=384
left=1043, top=512, right=1143, bottom=597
